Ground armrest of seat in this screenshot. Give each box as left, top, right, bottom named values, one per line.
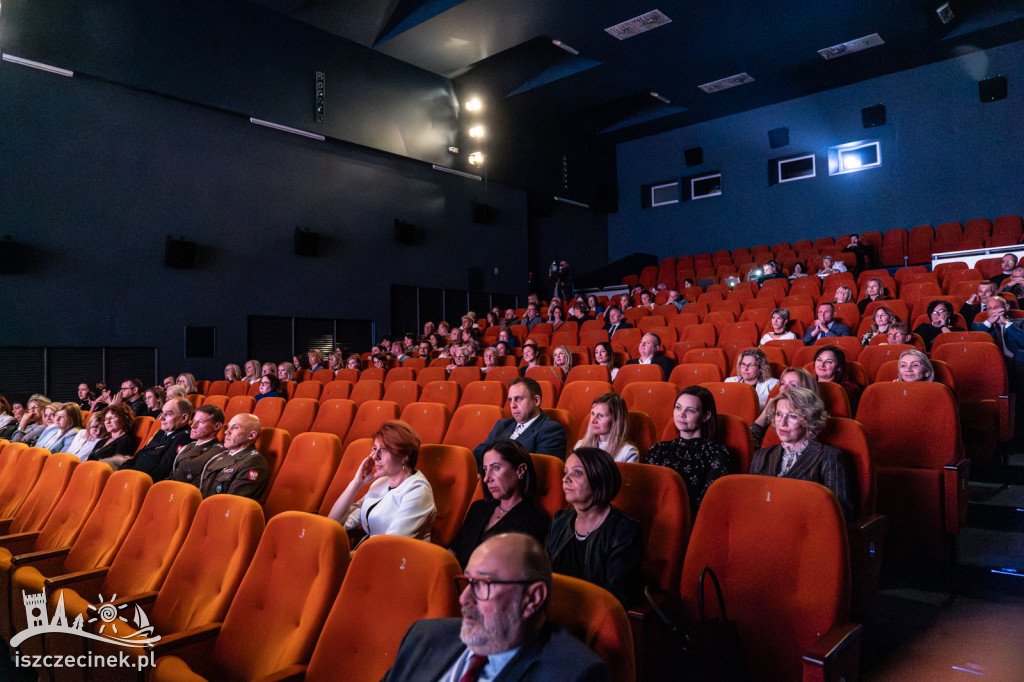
left=11, top=546, right=70, bottom=566
left=998, top=394, right=1014, bottom=442
left=0, top=518, right=14, bottom=535
left=802, top=622, right=862, bottom=682
left=944, top=459, right=971, bottom=535
left=44, top=567, right=109, bottom=590
left=253, top=664, right=308, bottom=682
left=146, top=622, right=221, bottom=659
left=0, top=532, right=42, bottom=555
left=107, top=591, right=159, bottom=608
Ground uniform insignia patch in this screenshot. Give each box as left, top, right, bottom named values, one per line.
left=248, top=469, right=259, bottom=481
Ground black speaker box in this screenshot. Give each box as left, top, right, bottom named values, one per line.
left=294, top=228, right=320, bottom=256
left=684, top=146, right=703, bottom=167
left=394, top=219, right=421, bottom=245
left=768, top=127, right=789, bottom=149
left=164, top=237, right=198, bottom=269
left=979, top=76, right=1007, bottom=103
left=471, top=203, right=499, bottom=225
left=862, top=104, right=886, bottom=128
left=184, top=326, right=217, bottom=358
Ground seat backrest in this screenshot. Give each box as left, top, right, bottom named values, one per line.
left=320, top=380, right=353, bottom=402
left=343, top=400, right=402, bottom=448
left=698, top=382, right=759, bottom=424
left=293, top=380, right=324, bottom=401
left=415, top=366, right=448, bottom=387
left=350, top=380, right=385, bottom=406
left=620, top=382, right=678, bottom=441
left=611, top=363, right=664, bottom=392
left=131, top=416, right=158, bottom=452
left=548, top=574, right=636, bottom=682
left=308, top=398, right=358, bottom=442
left=565, top=365, right=611, bottom=384
left=555, top=381, right=614, bottom=431
left=419, top=380, right=462, bottom=412
left=530, top=453, right=568, bottom=520
left=201, top=394, right=229, bottom=412
left=855, top=382, right=961, bottom=468
left=306, top=535, right=460, bottom=680
left=30, top=460, right=110, bottom=554
left=442, top=404, right=507, bottom=451
left=224, top=396, right=256, bottom=423
left=359, top=367, right=386, bottom=383
left=383, top=367, right=416, bottom=389
left=62, top=469, right=152, bottom=573
left=681, top=347, right=728, bottom=376
left=227, top=380, right=251, bottom=397
left=318, top=438, right=375, bottom=517
left=459, top=380, right=508, bottom=409
left=101, top=481, right=202, bottom=597
left=206, top=380, right=230, bottom=396
left=614, top=463, right=690, bottom=594
left=708, top=413, right=754, bottom=473
left=0, top=446, right=49, bottom=518
left=276, top=397, right=320, bottom=437
left=8, top=452, right=78, bottom=534
left=149, top=495, right=265, bottom=634
left=205, top=512, right=349, bottom=680
left=252, top=396, right=286, bottom=429
left=417, top=444, right=478, bottom=547
left=668, top=363, right=723, bottom=386
left=681, top=475, right=849, bottom=681
left=931, top=341, right=1008, bottom=401
left=256, top=427, right=293, bottom=502
left=381, top=380, right=422, bottom=412
left=857, top=343, right=916, bottom=381
left=399, top=402, right=452, bottom=445
left=263, top=432, right=344, bottom=518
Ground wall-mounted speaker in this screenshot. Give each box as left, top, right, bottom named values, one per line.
left=164, top=237, right=198, bottom=269
left=184, top=326, right=217, bottom=358
left=394, top=219, right=421, bottom=245
left=471, top=202, right=499, bottom=225
left=768, top=127, right=789, bottom=149
left=861, top=104, right=886, bottom=128
left=294, top=228, right=320, bottom=256
left=0, top=237, right=28, bottom=274
left=684, top=146, right=703, bottom=167
left=979, top=76, right=1007, bottom=102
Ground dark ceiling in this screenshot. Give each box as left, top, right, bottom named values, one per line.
left=254, top=0, right=1024, bottom=143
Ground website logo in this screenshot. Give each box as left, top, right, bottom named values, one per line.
left=10, top=589, right=161, bottom=649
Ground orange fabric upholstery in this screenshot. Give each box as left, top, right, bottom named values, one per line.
left=0, top=447, right=48, bottom=519
left=399, top=402, right=452, bottom=445
left=263, top=432, right=344, bottom=518
left=548, top=574, right=636, bottom=682
left=343, top=400, right=401, bottom=448
left=459, top=380, right=508, bottom=409
left=565, top=365, right=611, bottom=384
left=276, top=397, right=320, bottom=437
left=252, top=395, right=286, bottom=429
left=308, top=398, right=357, bottom=442
left=292, top=380, right=324, bottom=401
left=698, top=382, right=759, bottom=424
left=320, top=380, right=354, bottom=402
left=419, top=380, right=462, bottom=412
left=611, top=364, right=663, bottom=392
left=0, top=452, right=77, bottom=533
left=620, top=381, right=678, bottom=441
left=318, top=438, right=375, bottom=517
left=381, top=380, right=422, bottom=412
left=932, top=341, right=1011, bottom=463
left=417, top=444, right=478, bottom=547
left=443, top=404, right=507, bottom=451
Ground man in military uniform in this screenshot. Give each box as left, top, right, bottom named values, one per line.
left=197, top=412, right=269, bottom=499
left=122, top=397, right=193, bottom=480
left=171, top=404, right=227, bottom=485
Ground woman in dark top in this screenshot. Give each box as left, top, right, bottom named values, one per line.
left=449, top=440, right=547, bottom=567
left=89, top=402, right=138, bottom=469
left=912, top=299, right=961, bottom=351
left=547, top=447, right=643, bottom=607
left=646, top=385, right=733, bottom=516
left=813, top=345, right=862, bottom=409
left=254, top=374, right=281, bottom=402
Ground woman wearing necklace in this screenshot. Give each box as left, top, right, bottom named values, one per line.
left=328, top=420, right=436, bottom=546
left=448, top=439, right=548, bottom=568
left=546, top=447, right=643, bottom=606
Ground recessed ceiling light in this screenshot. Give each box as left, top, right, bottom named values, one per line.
left=818, top=33, right=885, bottom=60
left=698, top=73, right=755, bottom=94
left=605, top=10, right=672, bottom=40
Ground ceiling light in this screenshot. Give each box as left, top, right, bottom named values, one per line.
left=464, top=98, right=482, bottom=112
left=605, top=10, right=672, bottom=40
left=698, top=73, right=755, bottom=94
left=649, top=91, right=670, bottom=103
left=552, top=39, right=579, bottom=55
left=936, top=3, right=954, bottom=24
left=468, top=126, right=485, bottom=139
left=818, top=33, right=885, bottom=60
left=1, top=53, right=74, bottom=77
left=468, top=152, right=485, bottom=165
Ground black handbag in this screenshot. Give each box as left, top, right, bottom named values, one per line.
left=645, top=566, right=750, bottom=681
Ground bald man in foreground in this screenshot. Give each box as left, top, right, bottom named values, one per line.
left=384, top=533, right=609, bottom=681
left=196, top=412, right=269, bottom=499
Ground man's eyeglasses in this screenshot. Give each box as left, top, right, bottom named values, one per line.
left=455, top=575, right=536, bottom=601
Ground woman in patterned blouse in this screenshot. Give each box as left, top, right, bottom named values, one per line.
left=645, top=386, right=733, bottom=517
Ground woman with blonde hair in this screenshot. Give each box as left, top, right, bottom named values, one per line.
left=833, top=285, right=854, bottom=304
left=277, top=362, right=296, bottom=382
left=725, top=348, right=779, bottom=408
left=38, top=403, right=83, bottom=453
left=66, top=411, right=107, bottom=461
left=551, top=345, right=574, bottom=380
left=895, top=349, right=935, bottom=382
left=575, top=393, right=638, bottom=463
left=224, top=364, right=243, bottom=382
left=861, top=306, right=896, bottom=346
left=242, top=360, right=262, bottom=383
left=176, top=372, right=199, bottom=395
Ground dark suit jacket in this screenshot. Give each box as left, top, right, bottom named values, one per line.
left=801, top=321, right=852, bottom=345
left=959, top=302, right=984, bottom=324
left=601, top=321, right=633, bottom=334
left=973, top=320, right=1024, bottom=380
left=472, top=412, right=567, bottom=464
left=625, top=355, right=675, bottom=381
left=750, top=440, right=854, bottom=520
left=120, top=427, right=193, bottom=481
left=383, top=619, right=609, bottom=682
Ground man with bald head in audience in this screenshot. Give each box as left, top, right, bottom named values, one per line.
left=625, top=332, right=675, bottom=380
left=121, top=396, right=193, bottom=480
left=384, top=532, right=609, bottom=681
left=193, top=413, right=269, bottom=499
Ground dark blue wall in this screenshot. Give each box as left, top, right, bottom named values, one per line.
left=610, top=40, right=1024, bottom=260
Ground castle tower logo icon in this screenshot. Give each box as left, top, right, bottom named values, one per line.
left=9, top=589, right=161, bottom=649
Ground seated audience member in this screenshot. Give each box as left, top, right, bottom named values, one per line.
left=999, top=266, right=1024, bottom=307
left=165, top=385, right=188, bottom=400
left=481, top=347, right=500, bottom=375
left=972, top=296, right=1024, bottom=378
left=89, top=403, right=138, bottom=468
left=88, top=384, right=111, bottom=412
left=960, top=280, right=998, bottom=322
left=638, top=291, right=656, bottom=310
left=666, top=289, right=686, bottom=311
left=448, top=440, right=548, bottom=568
left=816, top=255, right=847, bottom=277
left=550, top=345, right=573, bottom=379
left=519, top=341, right=541, bottom=376
left=384, top=533, right=609, bottom=681
left=37, top=402, right=83, bottom=453
left=789, top=262, right=808, bottom=280
left=858, top=278, right=892, bottom=313
left=74, top=383, right=94, bottom=411
left=749, top=387, right=854, bottom=520
left=626, top=333, right=675, bottom=380
left=371, top=353, right=389, bottom=370
left=842, top=233, right=872, bottom=275
left=254, top=374, right=281, bottom=402
left=171, top=404, right=226, bottom=485
left=754, top=260, right=786, bottom=284
left=601, top=305, right=632, bottom=336
left=991, top=253, right=1018, bottom=286
left=143, top=387, right=166, bottom=418
left=422, top=320, right=436, bottom=338
left=192, top=413, right=269, bottom=499
left=162, top=376, right=176, bottom=390
left=446, top=346, right=473, bottom=375
left=681, top=277, right=696, bottom=288
left=521, top=303, right=543, bottom=331
left=118, top=378, right=149, bottom=416
left=224, top=363, right=243, bottom=382
left=832, top=285, right=854, bottom=304
left=895, top=349, right=935, bottom=382
left=328, top=351, right=343, bottom=372
left=473, top=378, right=567, bottom=465
left=493, top=340, right=511, bottom=359
left=177, top=373, right=200, bottom=395
left=548, top=304, right=567, bottom=332
left=293, top=353, right=310, bottom=371
left=861, top=306, right=895, bottom=346
left=750, top=367, right=819, bottom=448
left=913, top=300, right=961, bottom=351
left=121, top=397, right=193, bottom=480
left=646, top=386, right=732, bottom=515
left=575, top=393, right=638, bottom=463
left=277, top=362, right=296, bottom=382
left=813, top=345, right=862, bottom=406
left=884, top=321, right=912, bottom=345
left=11, top=394, right=51, bottom=444
left=586, top=294, right=605, bottom=316
left=242, top=360, right=262, bottom=384
left=760, top=308, right=797, bottom=344
left=11, top=403, right=24, bottom=421
left=593, top=341, right=620, bottom=382
left=0, top=396, right=16, bottom=440
left=547, top=447, right=643, bottom=606
left=32, top=403, right=63, bottom=450
left=802, top=302, right=852, bottom=344
left=328, top=420, right=436, bottom=545
left=259, top=363, right=278, bottom=379
left=307, top=350, right=326, bottom=372
left=494, top=327, right=518, bottom=349
left=345, top=354, right=362, bottom=370
left=725, top=348, right=779, bottom=408
left=66, top=411, right=107, bottom=462
left=417, top=340, right=433, bottom=359
left=503, top=309, right=517, bottom=324
left=484, top=311, right=500, bottom=328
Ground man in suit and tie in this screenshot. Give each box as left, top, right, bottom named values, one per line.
left=802, top=302, right=852, bottom=344
left=472, top=378, right=566, bottom=465
left=601, top=305, right=632, bottom=337
left=625, top=332, right=676, bottom=380
left=520, top=303, right=544, bottom=331
left=384, top=533, right=609, bottom=681
left=959, top=280, right=998, bottom=324
left=171, top=404, right=228, bottom=485
left=973, top=296, right=1024, bottom=380
left=121, top=397, right=194, bottom=480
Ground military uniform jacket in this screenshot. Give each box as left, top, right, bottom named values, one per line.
left=198, top=444, right=269, bottom=500
left=171, top=439, right=226, bottom=486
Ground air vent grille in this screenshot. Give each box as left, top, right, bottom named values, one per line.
left=698, top=73, right=755, bottom=94
left=605, top=10, right=672, bottom=40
